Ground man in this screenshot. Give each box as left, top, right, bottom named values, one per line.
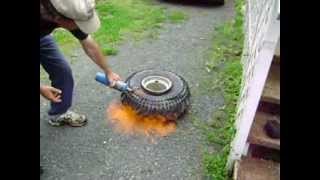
left=40, top=0, right=121, bottom=127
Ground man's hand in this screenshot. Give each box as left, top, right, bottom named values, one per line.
left=107, top=71, right=121, bottom=87
left=40, top=85, right=62, bottom=103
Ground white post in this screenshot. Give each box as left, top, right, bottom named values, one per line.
left=227, top=0, right=280, bottom=171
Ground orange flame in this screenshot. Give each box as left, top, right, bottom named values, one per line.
left=106, top=101, right=176, bottom=138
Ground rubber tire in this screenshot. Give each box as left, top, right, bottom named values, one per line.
left=121, top=69, right=190, bottom=120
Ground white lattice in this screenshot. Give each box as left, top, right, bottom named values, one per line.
left=227, top=0, right=280, bottom=171
left=237, top=0, right=277, bottom=121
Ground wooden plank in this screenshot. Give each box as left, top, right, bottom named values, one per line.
left=248, top=112, right=280, bottom=150
left=235, top=157, right=280, bottom=180
left=261, top=63, right=280, bottom=104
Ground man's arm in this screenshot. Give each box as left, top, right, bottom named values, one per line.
left=79, top=35, right=121, bottom=84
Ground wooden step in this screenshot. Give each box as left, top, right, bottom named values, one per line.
left=273, top=55, right=280, bottom=64
left=258, top=101, right=280, bottom=116
left=261, top=63, right=280, bottom=104
left=234, top=157, right=280, bottom=180
left=249, top=144, right=280, bottom=163
left=248, top=112, right=280, bottom=150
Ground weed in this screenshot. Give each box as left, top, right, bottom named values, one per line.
left=201, top=0, right=245, bottom=179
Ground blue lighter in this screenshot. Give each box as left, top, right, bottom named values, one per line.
left=95, top=72, right=132, bottom=92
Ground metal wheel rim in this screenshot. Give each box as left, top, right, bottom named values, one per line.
left=141, top=75, right=172, bottom=95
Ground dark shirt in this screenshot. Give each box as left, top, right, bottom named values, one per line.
left=40, top=10, right=88, bottom=40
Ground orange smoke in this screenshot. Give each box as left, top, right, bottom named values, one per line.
left=106, top=101, right=176, bottom=137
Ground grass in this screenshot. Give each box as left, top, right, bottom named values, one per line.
left=52, top=0, right=187, bottom=56
left=200, top=0, right=245, bottom=179
left=40, top=67, right=49, bottom=82
left=167, top=10, right=189, bottom=23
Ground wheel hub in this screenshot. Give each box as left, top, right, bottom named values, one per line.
left=141, top=75, right=172, bottom=95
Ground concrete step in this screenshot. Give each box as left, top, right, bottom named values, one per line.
left=233, top=157, right=280, bottom=180
left=261, top=63, right=280, bottom=105
left=248, top=112, right=280, bottom=150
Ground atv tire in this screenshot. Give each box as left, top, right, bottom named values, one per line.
left=121, top=69, right=190, bottom=120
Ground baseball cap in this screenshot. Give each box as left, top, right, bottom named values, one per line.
left=49, top=0, right=101, bottom=34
